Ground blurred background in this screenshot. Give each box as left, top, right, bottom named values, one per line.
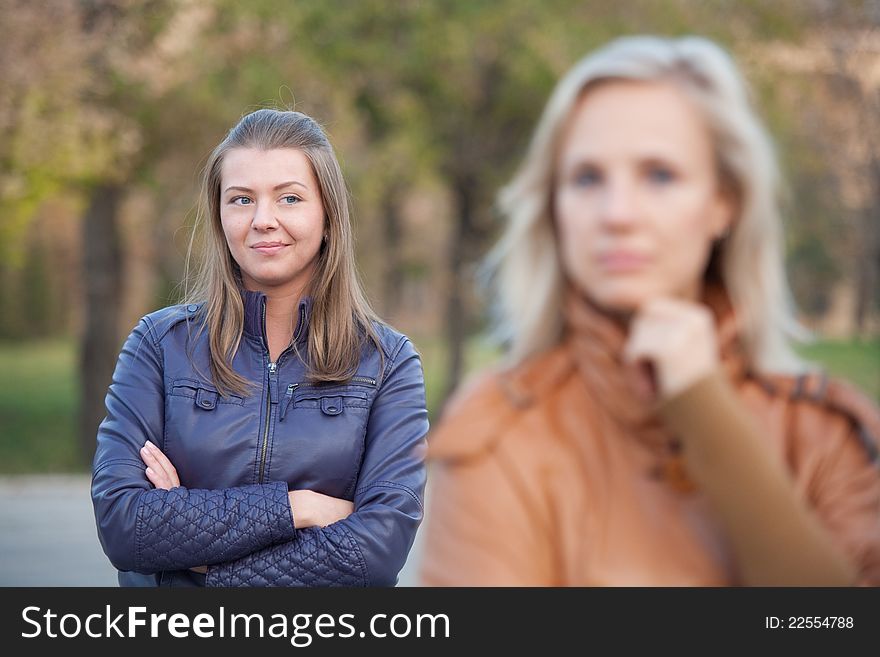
left=0, top=0, right=878, bottom=585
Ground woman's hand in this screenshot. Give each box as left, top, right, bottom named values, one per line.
left=138, top=441, right=206, bottom=574
left=623, top=298, right=719, bottom=402
left=288, top=490, right=354, bottom=528
left=139, top=441, right=180, bottom=490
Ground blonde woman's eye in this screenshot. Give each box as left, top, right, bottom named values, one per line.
left=281, top=195, right=300, bottom=204
left=573, top=168, right=602, bottom=187
left=646, top=166, right=676, bottom=184
left=232, top=196, right=253, bottom=206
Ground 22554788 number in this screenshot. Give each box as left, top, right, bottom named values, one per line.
left=765, top=617, right=853, bottom=629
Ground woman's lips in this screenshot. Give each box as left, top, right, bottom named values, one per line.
left=251, top=243, right=288, bottom=255
left=597, top=252, right=650, bottom=272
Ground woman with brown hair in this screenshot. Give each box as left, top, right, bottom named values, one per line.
left=420, top=36, right=880, bottom=586
left=92, top=109, right=428, bottom=587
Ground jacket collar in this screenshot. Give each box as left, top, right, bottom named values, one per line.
left=241, top=287, right=312, bottom=348
left=560, top=278, right=747, bottom=446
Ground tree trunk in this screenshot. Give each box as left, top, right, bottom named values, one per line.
left=444, top=177, right=476, bottom=400
left=854, top=156, right=880, bottom=335
left=381, top=183, right=404, bottom=321
left=78, top=183, right=124, bottom=466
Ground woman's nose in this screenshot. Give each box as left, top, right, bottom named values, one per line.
left=251, top=201, right=278, bottom=230
left=597, top=178, right=639, bottom=229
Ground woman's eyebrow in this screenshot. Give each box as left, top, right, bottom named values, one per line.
left=273, top=180, right=308, bottom=191
left=223, top=181, right=308, bottom=193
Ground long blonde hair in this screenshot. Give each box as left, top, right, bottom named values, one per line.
left=487, top=35, right=805, bottom=374
left=184, top=109, right=382, bottom=396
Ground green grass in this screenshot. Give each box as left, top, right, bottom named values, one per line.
left=0, top=337, right=876, bottom=473
left=795, top=339, right=880, bottom=401
left=0, top=339, right=83, bottom=473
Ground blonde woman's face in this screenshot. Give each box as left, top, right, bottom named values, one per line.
left=554, top=80, right=733, bottom=313
left=220, top=148, right=325, bottom=295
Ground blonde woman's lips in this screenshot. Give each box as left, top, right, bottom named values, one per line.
left=598, top=251, right=649, bottom=272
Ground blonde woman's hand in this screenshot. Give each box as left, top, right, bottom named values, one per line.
left=288, top=490, right=354, bottom=529
left=138, top=441, right=206, bottom=574
left=623, top=298, right=720, bottom=402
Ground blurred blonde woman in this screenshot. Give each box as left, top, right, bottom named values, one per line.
left=420, top=36, right=880, bottom=586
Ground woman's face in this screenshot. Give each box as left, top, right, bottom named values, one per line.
left=554, top=80, right=733, bottom=313
left=220, top=148, right=325, bottom=295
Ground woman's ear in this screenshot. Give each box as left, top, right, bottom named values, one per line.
left=710, top=186, right=736, bottom=242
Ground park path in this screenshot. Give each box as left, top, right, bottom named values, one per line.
left=0, top=475, right=424, bottom=587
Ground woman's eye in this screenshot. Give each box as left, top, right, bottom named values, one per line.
left=646, top=166, right=676, bottom=184
left=231, top=196, right=253, bottom=206
left=281, top=195, right=300, bottom=205
left=573, top=169, right=602, bottom=187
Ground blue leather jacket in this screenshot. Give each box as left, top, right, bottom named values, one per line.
left=91, top=289, right=428, bottom=587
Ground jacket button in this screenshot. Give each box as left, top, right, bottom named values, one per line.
left=327, top=406, right=337, bottom=413
left=187, top=304, right=198, bottom=313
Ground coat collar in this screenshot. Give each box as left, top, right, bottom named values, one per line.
left=241, top=287, right=312, bottom=348
left=560, top=279, right=747, bottom=449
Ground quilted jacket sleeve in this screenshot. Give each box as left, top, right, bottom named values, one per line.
left=205, top=336, right=429, bottom=587
left=91, top=316, right=296, bottom=574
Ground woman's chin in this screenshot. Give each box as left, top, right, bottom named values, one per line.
left=240, top=269, right=310, bottom=293
left=576, top=275, right=695, bottom=314
left=580, top=286, right=650, bottom=315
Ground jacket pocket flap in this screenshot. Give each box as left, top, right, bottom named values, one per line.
left=321, top=396, right=344, bottom=416
left=292, top=386, right=369, bottom=410
left=170, top=378, right=244, bottom=406
left=195, top=387, right=218, bottom=410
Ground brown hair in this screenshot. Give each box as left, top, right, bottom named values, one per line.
left=183, top=109, right=382, bottom=396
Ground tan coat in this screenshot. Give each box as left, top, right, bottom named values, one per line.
left=420, top=292, right=880, bottom=586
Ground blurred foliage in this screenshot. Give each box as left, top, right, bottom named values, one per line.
left=2, top=0, right=876, bottom=337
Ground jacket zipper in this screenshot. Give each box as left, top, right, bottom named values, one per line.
left=258, top=360, right=276, bottom=483
left=280, top=382, right=298, bottom=422
left=257, top=296, right=276, bottom=484
left=258, top=299, right=308, bottom=477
